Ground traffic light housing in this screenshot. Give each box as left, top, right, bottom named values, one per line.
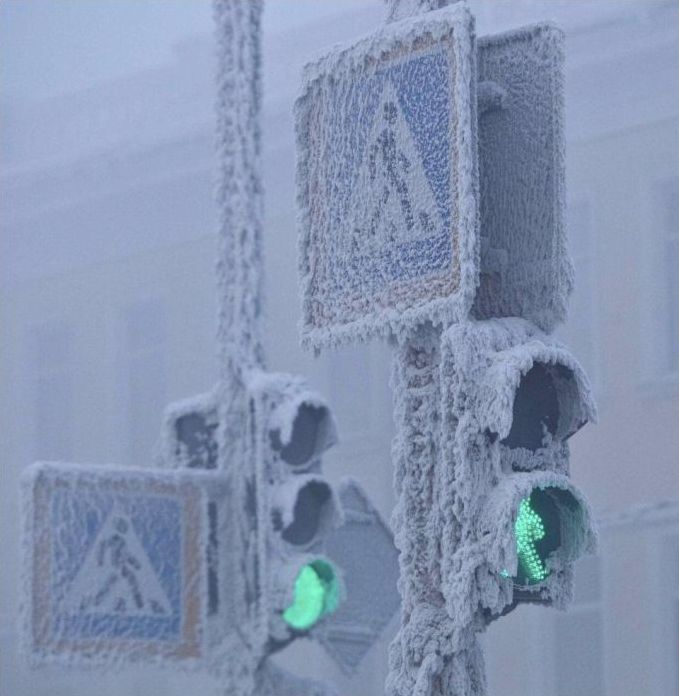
left=160, top=389, right=219, bottom=470
left=439, top=318, right=598, bottom=622
left=159, top=374, right=401, bottom=683
left=245, top=370, right=344, bottom=652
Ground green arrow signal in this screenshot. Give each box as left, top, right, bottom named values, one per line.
left=515, top=497, right=549, bottom=584
left=501, top=494, right=554, bottom=585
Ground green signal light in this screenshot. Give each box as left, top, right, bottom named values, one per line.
left=501, top=488, right=572, bottom=587
left=282, top=560, right=340, bottom=631
left=515, top=496, right=549, bottom=584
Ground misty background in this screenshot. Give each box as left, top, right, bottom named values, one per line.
left=1, top=1, right=678, bottom=694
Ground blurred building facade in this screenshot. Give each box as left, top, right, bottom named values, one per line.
left=1, top=2, right=677, bottom=695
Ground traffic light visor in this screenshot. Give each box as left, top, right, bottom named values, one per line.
left=506, top=484, right=591, bottom=587
left=270, top=401, right=338, bottom=469
left=502, top=363, right=560, bottom=451
left=282, top=560, right=340, bottom=631
left=273, top=475, right=340, bottom=549
left=477, top=341, right=597, bottom=450
left=482, top=473, right=597, bottom=591
left=501, top=362, right=592, bottom=451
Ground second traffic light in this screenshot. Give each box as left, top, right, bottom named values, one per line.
left=245, top=371, right=343, bottom=653
left=439, top=318, right=598, bottom=622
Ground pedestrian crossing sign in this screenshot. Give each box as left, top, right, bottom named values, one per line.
left=297, top=5, right=479, bottom=349
left=23, top=462, right=217, bottom=666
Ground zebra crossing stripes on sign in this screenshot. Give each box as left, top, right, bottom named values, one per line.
left=24, top=462, right=212, bottom=665
left=297, top=5, right=479, bottom=349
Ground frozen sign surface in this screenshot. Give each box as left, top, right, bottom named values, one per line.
left=23, top=462, right=219, bottom=667
left=473, top=24, right=570, bottom=333
left=297, top=5, right=478, bottom=349
left=316, top=479, right=400, bottom=675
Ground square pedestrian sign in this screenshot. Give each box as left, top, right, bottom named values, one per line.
left=296, top=5, right=479, bottom=349
left=23, top=462, right=221, bottom=667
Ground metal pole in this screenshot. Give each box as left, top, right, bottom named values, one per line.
left=212, top=3, right=266, bottom=693
left=214, top=0, right=266, bottom=466
left=384, top=2, right=485, bottom=694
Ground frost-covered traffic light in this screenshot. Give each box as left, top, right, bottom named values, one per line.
left=245, top=371, right=343, bottom=653
left=161, top=375, right=401, bottom=687
left=439, top=318, right=598, bottom=622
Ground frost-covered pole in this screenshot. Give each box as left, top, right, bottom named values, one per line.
left=212, top=2, right=265, bottom=693
left=214, top=0, right=265, bottom=467
left=381, top=4, right=484, bottom=696
left=386, top=334, right=486, bottom=695
left=211, top=7, right=350, bottom=696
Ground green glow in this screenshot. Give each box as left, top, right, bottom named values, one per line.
left=515, top=497, right=549, bottom=584
left=282, top=561, right=340, bottom=631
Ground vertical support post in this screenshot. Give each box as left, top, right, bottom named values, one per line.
left=382, top=3, right=482, bottom=695
left=387, top=326, right=486, bottom=696
left=387, top=323, right=445, bottom=695
left=212, top=2, right=265, bottom=693
left=214, top=0, right=265, bottom=464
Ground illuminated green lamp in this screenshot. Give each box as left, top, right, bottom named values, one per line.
left=515, top=497, right=549, bottom=583
left=282, top=560, right=340, bottom=631
left=502, top=489, right=561, bottom=586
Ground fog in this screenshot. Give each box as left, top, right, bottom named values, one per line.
left=1, top=1, right=678, bottom=695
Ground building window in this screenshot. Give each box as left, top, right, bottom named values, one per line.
left=30, top=321, right=73, bottom=460
left=559, top=198, right=599, bottom=394
left=656, top=177, right=679, bottom=375
left=554, top=554, right=605, bottom=696
left=124, top=299, right=167, bottom=467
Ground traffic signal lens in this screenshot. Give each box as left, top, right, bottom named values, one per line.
left=505, top=488, right=564, bottom=586
left=271, top=403, right=334, bottom=468
left=515, top=497, right=548, bottom=583
left=502, top=363, right=560, bottom=452
left=281, top=479, right=333, bottom=547
left=282, top=560, right=340, bottom=631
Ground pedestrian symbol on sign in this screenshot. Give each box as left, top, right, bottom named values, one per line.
left=25, top=463, right=211, bottom=664
left=64, top=509, right=172, bottom=617
left=350, top=82, right=442, bottom=251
